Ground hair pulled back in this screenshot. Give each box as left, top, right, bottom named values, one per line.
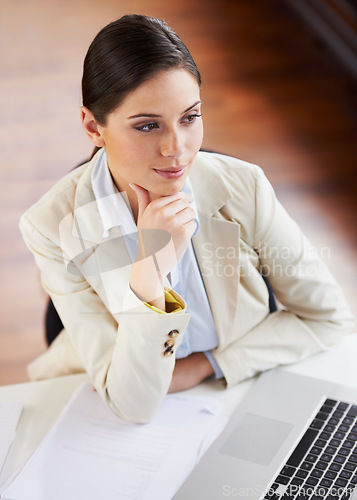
left=82, top=14, right=201, bottom=126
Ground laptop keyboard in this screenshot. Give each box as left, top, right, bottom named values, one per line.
left=264, top=398, right=357, bottom=500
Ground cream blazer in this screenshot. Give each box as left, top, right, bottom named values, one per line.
left=20, top=151, right=354, bottom=422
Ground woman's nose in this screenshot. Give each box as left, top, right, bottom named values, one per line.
left=160, top=130, right=184, bottom=158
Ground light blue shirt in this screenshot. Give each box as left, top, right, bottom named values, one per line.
left=91, top=149, right=223, bottom=379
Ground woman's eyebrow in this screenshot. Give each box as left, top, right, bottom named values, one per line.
left=182, top=100, right=202, bottom=114
left=127, top=100, right=202, bottom=120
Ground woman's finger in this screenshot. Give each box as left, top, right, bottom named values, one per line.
left=149, top=191, right=193, bottom=210
left=157, top=197, right=193, bottom=219
left=169, top=205, right=196, bottom=227
left=129, top=183, right=151, bottom=218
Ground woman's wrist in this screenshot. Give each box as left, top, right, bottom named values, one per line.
left=130, top=256, right=165, bottom=311
left=195, top=352, right=215, bottom=381
left=168, top=352, right=215, bottom=393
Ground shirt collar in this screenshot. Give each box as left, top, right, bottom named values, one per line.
left=91, top=148, right=200, bottom=238
left=91, top=149, right=136, bottom=238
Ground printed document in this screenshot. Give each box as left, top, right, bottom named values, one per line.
left=0, top=401, right=23, bottom=474
left=0, top=383, right=226, bottom=500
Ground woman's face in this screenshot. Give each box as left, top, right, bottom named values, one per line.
left=96, top=69, right=203, bottom=202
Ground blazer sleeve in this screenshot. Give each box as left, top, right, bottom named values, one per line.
left=19, top=214, right=190, bottom=423
left=212, top=166, right=355, bottom=388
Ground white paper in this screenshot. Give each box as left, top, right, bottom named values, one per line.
left=0, top=401, right=23, bottom=474
left=173, top=413, right=229, bottom=494
left=0, top=384, right=224, bottom=500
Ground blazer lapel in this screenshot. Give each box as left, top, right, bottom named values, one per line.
left=193, top=214, right=240, bottom=343
left=61, top=160, right=133, bottom=314
left=71, top=158, right=106, bottom=245
left=189, top=154, right=241, bottom=343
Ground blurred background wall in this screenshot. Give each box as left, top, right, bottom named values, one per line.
left=1, top=0, right=356, bottom=384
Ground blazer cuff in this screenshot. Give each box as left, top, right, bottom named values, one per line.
left=143, top=289, right=185, bottom=314
left=128, top=285, right=186, bottom=315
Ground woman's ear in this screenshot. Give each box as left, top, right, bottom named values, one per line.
left=81, top=107, right=106, bottom=147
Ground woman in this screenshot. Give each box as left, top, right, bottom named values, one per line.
left=20, top=14, right=354, bottom=423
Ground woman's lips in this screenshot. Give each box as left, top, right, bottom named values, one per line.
left=153, top=166, right=186, bottom=179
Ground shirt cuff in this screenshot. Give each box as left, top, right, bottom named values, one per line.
left=204, top=351, right=224, bottom=380
left=143, top=289, right=184, bottom=315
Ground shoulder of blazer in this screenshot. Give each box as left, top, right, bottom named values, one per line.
left=20, top=153, right=99, bottom=243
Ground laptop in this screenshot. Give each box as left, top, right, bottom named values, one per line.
left=174, top=369, right=357, bottom=499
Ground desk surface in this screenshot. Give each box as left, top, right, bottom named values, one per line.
left=1, top=334, right=357, bottom=487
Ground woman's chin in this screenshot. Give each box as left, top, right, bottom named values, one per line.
left=149, top=181, right=186, bottom=199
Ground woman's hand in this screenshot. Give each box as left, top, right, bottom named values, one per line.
left=168, top=352, right=214, bottom=393
left=131, top=183, right=197, bottom=273
left=129, top=184, right=197, bottom=310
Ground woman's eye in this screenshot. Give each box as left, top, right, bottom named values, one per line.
left=134, top=122, right=159, bottom=132
left=134, top=114, right=202, bottom=132
left=183, top=114, right=202, bottom=124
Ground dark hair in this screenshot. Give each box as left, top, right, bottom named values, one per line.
left=82, top=14, right=201, bottom=127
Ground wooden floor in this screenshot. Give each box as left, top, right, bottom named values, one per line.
left=1, top=0, right=356, bottom=385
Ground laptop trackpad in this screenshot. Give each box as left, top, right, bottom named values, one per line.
left=219, top=413, right=293, bottom=466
